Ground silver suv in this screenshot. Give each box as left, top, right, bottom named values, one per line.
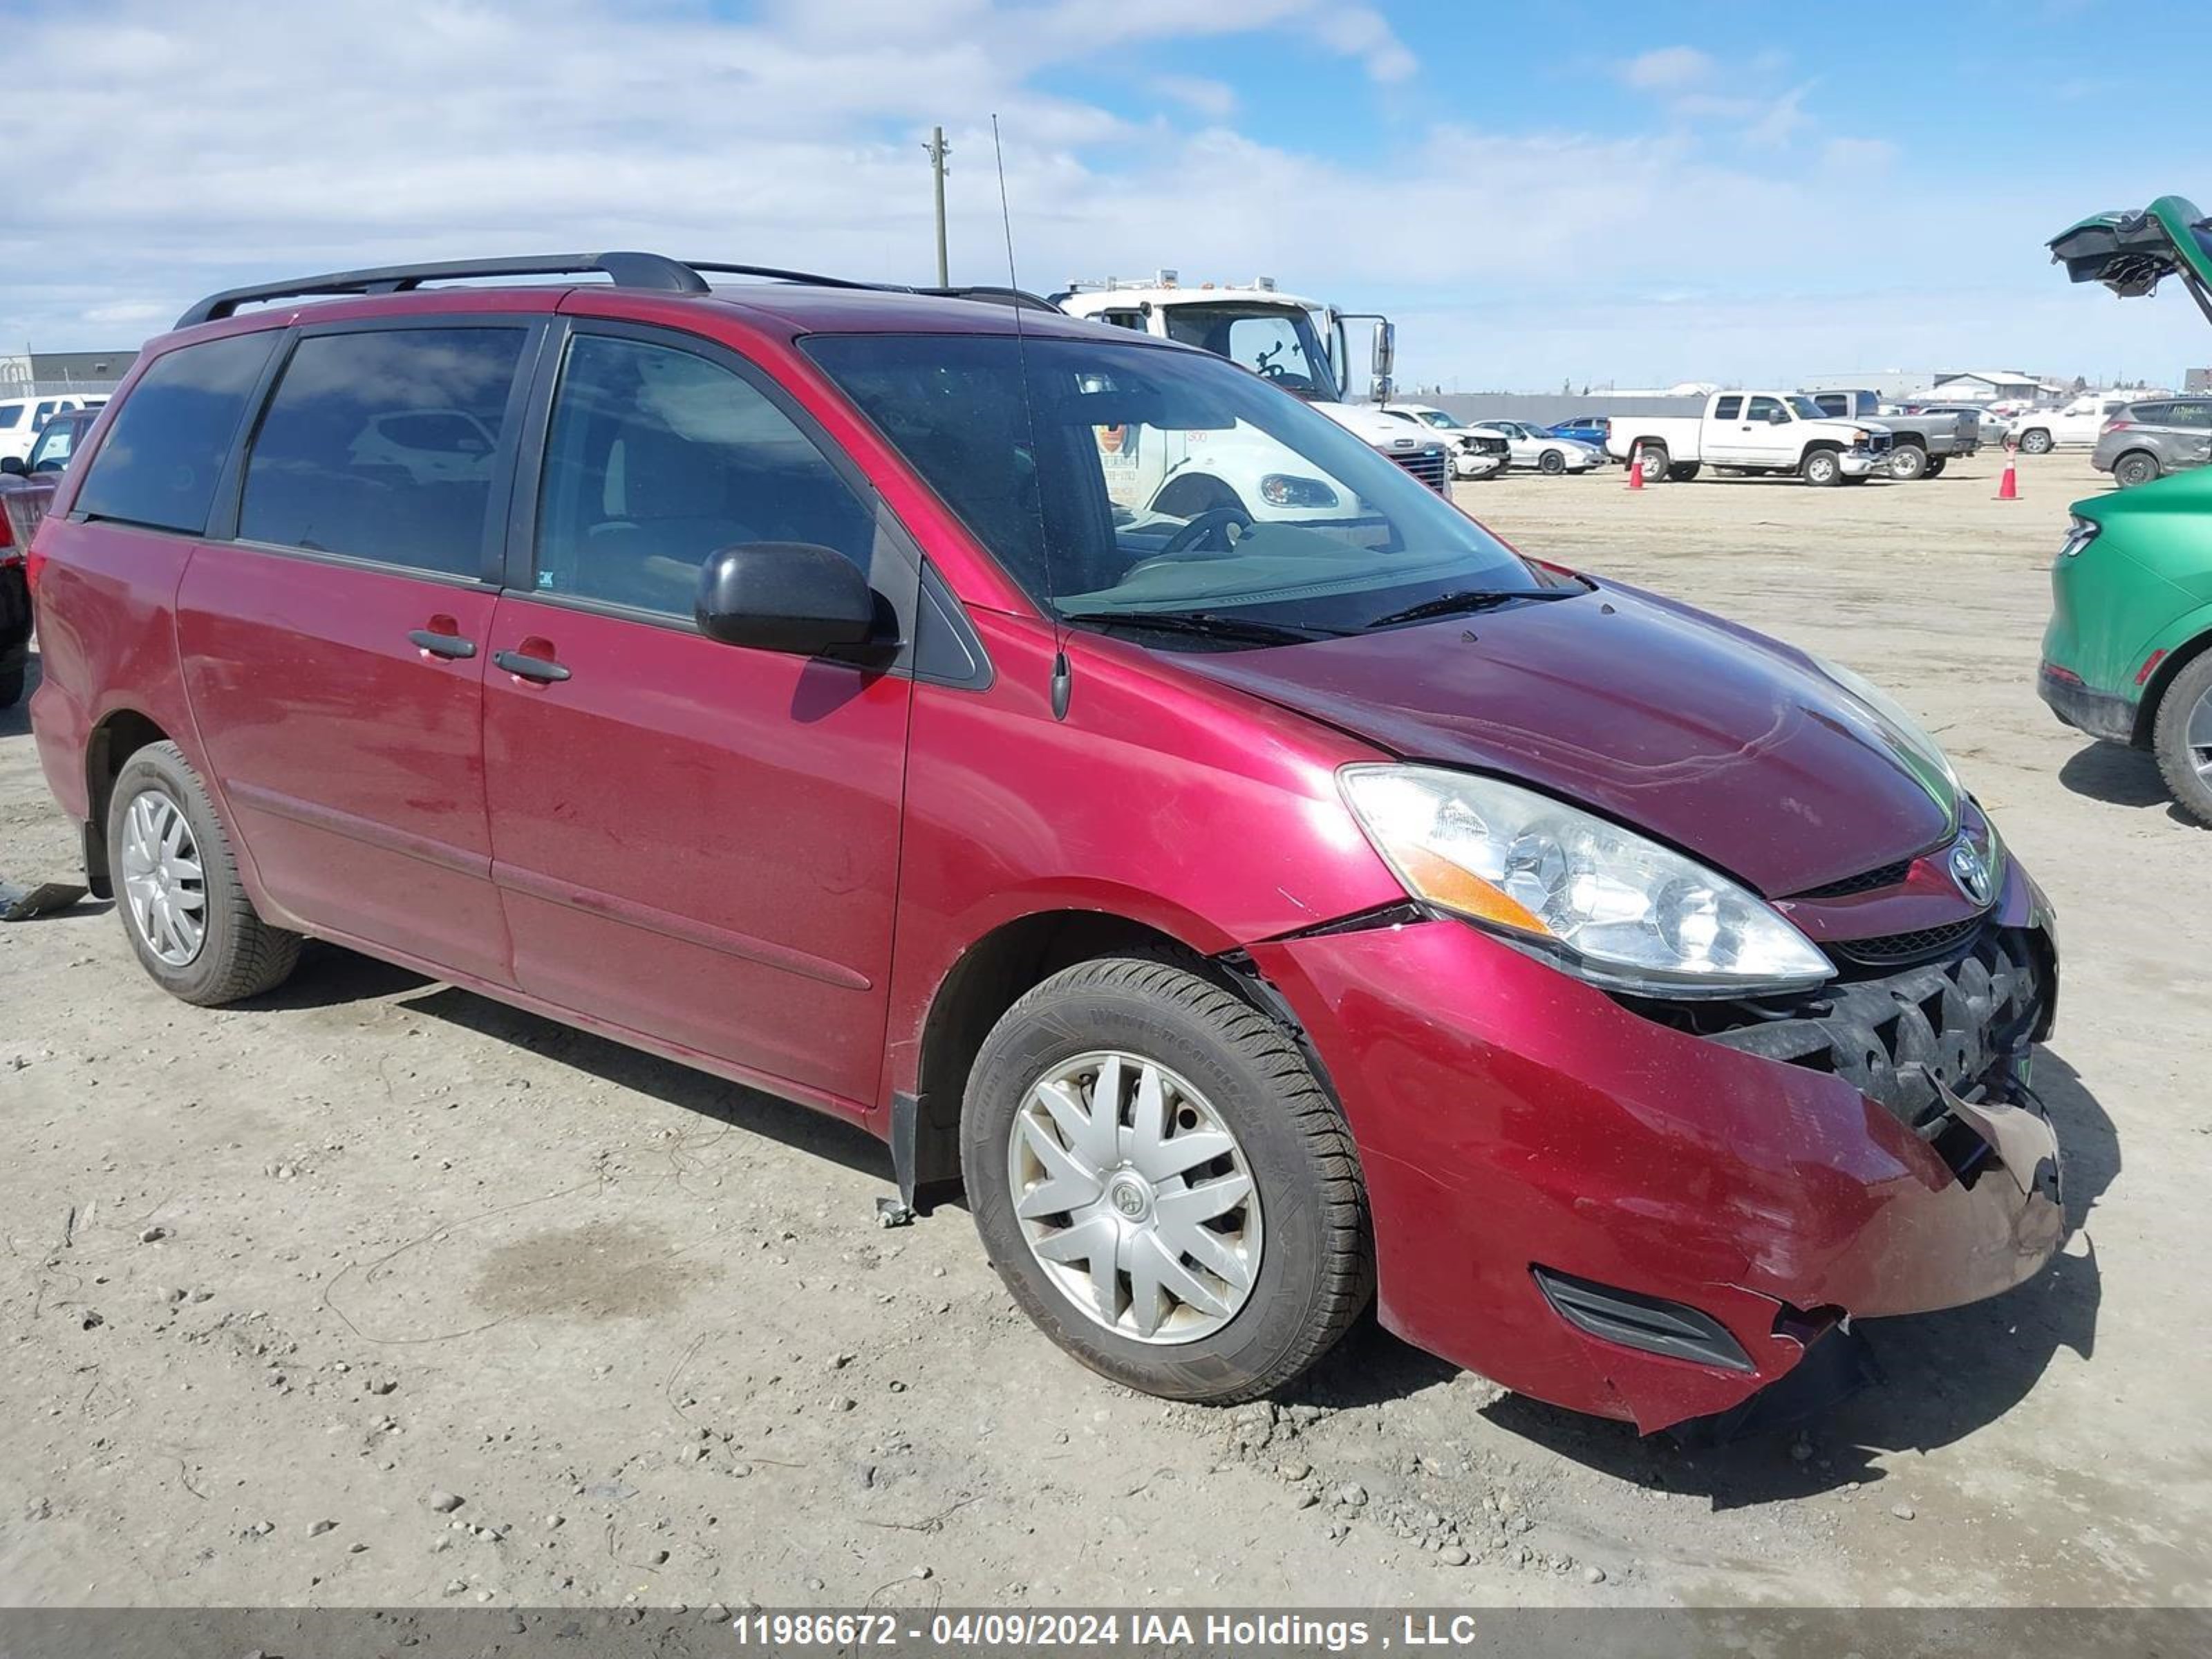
left=2092, top=396, right=2212, bottom=487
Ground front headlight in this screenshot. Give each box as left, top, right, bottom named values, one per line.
left=1339, top=765, right=1833, bottom=995
left=1806, top=654, right=1963, bottom=811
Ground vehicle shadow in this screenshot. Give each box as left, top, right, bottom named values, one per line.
left=2059, top=741, right=2207, bottom=827
left=0, top=649, right=38, bottom=739
left=1471, top=1048, right=2113, bottom=1510
left=243, top=941, right=897, bottom=1183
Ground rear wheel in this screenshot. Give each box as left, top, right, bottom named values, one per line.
left=0, top=653, right=24, bottom=711
left=106, top=742, right=302, bottom=1005
left=2152, top=653, right=2212, bottom=828
left=1802, top=448, right=1844, bottom=487
left=2018, top=428, right=2054, bottom=456
left=1635, top=446, right=1669, bottom=484
left=1887, top=442, right=1928, bottom=481
left=2114, top=451, right=2161, bottom=489
left=1924, top=457, right=1948, bottom=478
left=962, top=957, right=1371, bottom=1403
left=1666, top=462, right=1701, bottom=482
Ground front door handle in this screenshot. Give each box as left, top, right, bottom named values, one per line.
left=409, top=628, right=477, bottom=659
left=493, top=647, right=571, bottom=683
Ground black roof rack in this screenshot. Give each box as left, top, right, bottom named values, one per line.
left=176, top=252, right=710, bottom=328
left=915, top=285, right=1062, bottom=314
left=176, top=253, right=1067, bottom=330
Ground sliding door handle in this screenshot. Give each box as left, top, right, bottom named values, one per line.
left=408, top=628, right=477, bottom=659
left=493, top=648, right=571, bottom=683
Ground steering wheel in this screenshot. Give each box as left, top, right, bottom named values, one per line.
left=1154, top=505, right=1252, bottom=558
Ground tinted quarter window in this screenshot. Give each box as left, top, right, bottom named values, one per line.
left=534, top=334, right=875, bottom=619
left=240, top=328, right=527, bottom=576
left=74, top=330, right=277, bottom=534
left=1713, top=396, right=1743, bottom=420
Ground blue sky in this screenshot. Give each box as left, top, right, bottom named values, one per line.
left=7, top=0, right=2209, bottom=389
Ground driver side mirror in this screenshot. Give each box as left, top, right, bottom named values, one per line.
left=695, top=543, right=881, bottom=657
left=0, top=456, right=23, bottom=476
left=1368, top=321, right=1396, bottom=404
left=1768, top=408, right=1790, bottom=424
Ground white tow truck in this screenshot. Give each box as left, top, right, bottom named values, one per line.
left=1051, top=272, right=1455, bottom=525
left=1603, top=391, right=1895, bottom=486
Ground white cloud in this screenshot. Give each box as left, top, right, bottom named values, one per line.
left=3, top=2, right=2199, bottom=388
left=1620, top=46, right=1715, bottom=91
left=1150, top=74, right=1239, bottom=120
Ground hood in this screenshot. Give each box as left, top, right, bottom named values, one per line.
left=1315, top=402, right=1445, bottom=451
left=1170, top=584, right=1959, bottom=898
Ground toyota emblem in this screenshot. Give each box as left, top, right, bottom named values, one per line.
left=1949, top=841, right=1993, bottom=906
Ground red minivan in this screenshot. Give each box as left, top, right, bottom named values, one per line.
left=28, top=254, right=2065, bottom=1435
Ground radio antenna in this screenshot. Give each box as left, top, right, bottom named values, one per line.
left=991, top=114, right=1072, bottom=720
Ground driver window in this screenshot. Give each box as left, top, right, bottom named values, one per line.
left=1746, top=396, right=1786, bottom=423
left=535, top=334, right=875, bottom=619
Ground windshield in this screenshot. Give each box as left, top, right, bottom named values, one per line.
left=1414, top=409, right=1465, bottom=429
left=1785, top=395, right=1828, bottom=421
left=27, top=415, right=84, bottom=470
left=805, top=333, right=1549, bottom=645
left=1154, top=303, right=1342, bottom=402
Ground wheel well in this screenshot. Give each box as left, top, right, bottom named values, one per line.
left=1629, top=436, right=1666, bottom=455
left=2134, top=629, right=2212, bottom=747
left=2116, top=447, right=2159, bottom=473
left=83, top=709, right=172, bottom=894
left=906, top=911, right=1228, bottom=1194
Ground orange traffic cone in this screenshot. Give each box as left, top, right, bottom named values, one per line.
left=1995, top=445, right=2020, bottom=501
left=1627, top=444, right=1644, bottom=491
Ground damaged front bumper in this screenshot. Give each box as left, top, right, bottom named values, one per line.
left=1246, top=860, right=2064, bottom=1435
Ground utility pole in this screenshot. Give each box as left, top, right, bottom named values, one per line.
left=924, top=126, right=951, bottom=286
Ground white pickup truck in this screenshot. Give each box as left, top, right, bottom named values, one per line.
left=2007, top=391, right=2139, bottom=453
left=1604, top=391, right=1895, bottom=485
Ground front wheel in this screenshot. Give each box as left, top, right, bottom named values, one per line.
left=2018, top=429, right=2054, bottom=456
left=1538, top=449, right=1566, bottom=476
left=962, top=957, right=1371, bottom=1403
left=2114, top=451, right=2161, bottom=489
left=2152, top=653, right=2212, bottom=828
left=106, top=742, right=302, bottom=1004
left=1802, top=449, right=1844, bottom=486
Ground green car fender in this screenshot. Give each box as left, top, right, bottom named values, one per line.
left=2133, top=597, right=2212, bottom=740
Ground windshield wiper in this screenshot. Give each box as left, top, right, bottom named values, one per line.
left=1361, top=588, right=1580, bottom=630
left=1063, top=610, right=1345, bottom=646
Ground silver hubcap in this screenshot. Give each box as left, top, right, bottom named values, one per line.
left=2188, top=686, right=2212, bottom=784
left=120, top=788, right=207, bottom=968
left=1007, top=1051, right=1262, bottom=1345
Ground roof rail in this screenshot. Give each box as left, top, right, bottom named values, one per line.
left=683, top=261, right=887, bottom=291
left=915, top=285, right=1061, bottom=314
left=175, top=252, right=712, bottom=328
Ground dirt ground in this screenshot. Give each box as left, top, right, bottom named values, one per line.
left=2, top=451, right=2205, bottom=1612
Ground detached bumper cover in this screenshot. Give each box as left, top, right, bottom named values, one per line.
left=2038, top=663, right=2137, bottom=743
left=1250, top=859, right=2063, bottom=1433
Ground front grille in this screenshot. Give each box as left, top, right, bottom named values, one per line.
left=1863, top=431, right=1894, bottom=454
left=1627, top=926, right=2048, bottom=1136
left=1828, top=915, right=1986, bottom=968
left=1390, top=448, right=1451, bottom=494
left=1790, top=857, right=1915, bottom=900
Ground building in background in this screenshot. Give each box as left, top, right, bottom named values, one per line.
left=2186, top=367, right=2211, bottom=394
left=0, top=349, right=140, bottom=396
left=1801, top=371, right=1938, bottom=403
left=1927, top=368, right=2076, bottom=404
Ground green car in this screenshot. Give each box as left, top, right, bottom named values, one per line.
left=2038, top=195, right=2212, bottom=825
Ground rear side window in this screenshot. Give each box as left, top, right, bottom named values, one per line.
left=1713, top=395, right=1743, bottom=420
left=74, top=331, right=278, bottom=534
left=240, top=328, right=527, bottom=577
left=533, top=333, right=875, bottom=619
